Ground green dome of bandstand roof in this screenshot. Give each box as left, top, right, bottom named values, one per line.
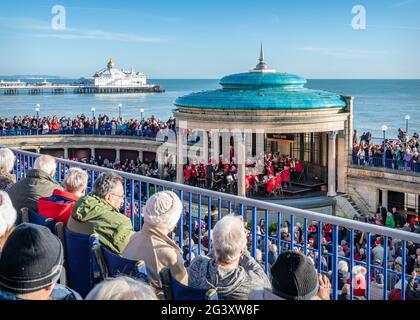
left=175, top=45, right=347, bottom=111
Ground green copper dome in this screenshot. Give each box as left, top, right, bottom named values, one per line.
left=175, top=46, right=347, bottom=111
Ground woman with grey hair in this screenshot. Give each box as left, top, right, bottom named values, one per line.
left=0, top=148, right=16, bottom=191
left=85, top=276, right=158, bottom=300
left=123, top=190, right=187, bottom=298
left=188, top=215, right=271, bottom=300
left=0, top=191, right=17, bottom=252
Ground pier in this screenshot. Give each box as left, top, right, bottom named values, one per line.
left=0, top=84, right=165, bottom=95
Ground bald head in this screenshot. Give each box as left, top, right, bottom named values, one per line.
left=34, top=155, right=57, bottom=177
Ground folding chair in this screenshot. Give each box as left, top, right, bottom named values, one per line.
left=92, top=242, right=148, bottom=283
left=55, top=222, right=100, bottom=298
left=160, top=267, right=218, bottom=300
left=21, top=207, right=55, bottom=234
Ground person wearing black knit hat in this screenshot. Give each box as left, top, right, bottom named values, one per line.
left=249, top=251, right=331, bottom=300
left=0, top=223, right=81, bottom=300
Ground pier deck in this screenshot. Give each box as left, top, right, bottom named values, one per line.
left=0, top=84, right=165, bottom=95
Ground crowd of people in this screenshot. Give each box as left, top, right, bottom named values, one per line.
left=0, top=147, right=419, bottom=300
left=352, top=129, right=420, bottom=172
left=183, top=149, right=304, bottom=197
left=0, top=114, right=176, bottom=138
left=71, top=155, right=177, bottom=181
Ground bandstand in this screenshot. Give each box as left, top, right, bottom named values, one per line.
left=174, top=46, right=354, bottom=203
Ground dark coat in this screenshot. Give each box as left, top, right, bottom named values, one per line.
left=7, top=169, right=62, bottom=223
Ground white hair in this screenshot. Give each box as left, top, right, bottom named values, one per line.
left=85, top=276, right=158, bottom=300
left=62, top=167, right=88, bottom=193
left=0, top=148, right=15, bottom=174
left=212, top=215, right=247, bottom=263
left=0, top=191, right=17, bottom=238
left=143, top=191, right=182, bottom=230
left=338, top=260, right=349, bottom=272
left=34, top=155, right=57, bottom=176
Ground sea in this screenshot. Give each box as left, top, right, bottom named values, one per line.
left=0, top=78, right=419, bottom=139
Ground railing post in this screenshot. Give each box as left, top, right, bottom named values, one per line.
left=349, top=229, right=354, bottom=300
left=264, top=209, right=269, bottom=273
left=332, top=224, right=338, bottom=300
left=383, top=236, right=388, bottom=300
left=137, top=181, right=143, bottom=231
left=188, top=192, right=193, bottom=264
left=207, top=196, right=212, bottom=253
left=366, top=232, right=371, bottom=300
left=130, top=179, right=135, bottom=230
left=251, top=207, right=257, bottom=258
left=178, top=190, right=184, bottom=248
left=401, top=240, right=406, bottom=300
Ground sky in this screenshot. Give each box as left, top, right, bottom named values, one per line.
left=0, top=0, right=419, bottom=79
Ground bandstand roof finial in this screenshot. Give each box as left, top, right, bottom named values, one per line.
left=259, top=41, right=264, bottom=63
left=253, top=41, right=270, bottom=71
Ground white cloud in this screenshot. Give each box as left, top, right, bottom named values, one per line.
left=0, top=16, right=163, bottom=43
left=299, top=46, right=386, bottom=59
left=35, top=29, right=162, bottom=43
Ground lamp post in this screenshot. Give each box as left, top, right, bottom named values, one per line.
left=35, top=104, right=40, bottom=135
left=405, top=115, right=410, bottom=135
left=381, top=125, right=388, bottom=168
left=118, top=104, right=122, bottom=119
left=140, top=108, right=144, bottom=122
left=91, top=107, right=96, bottom=134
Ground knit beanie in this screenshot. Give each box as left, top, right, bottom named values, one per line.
left=271, top=251, right=319, bottom=300
left=143, top=191, right=183, bottom=230
left=0, top=223, right=63, bottom=294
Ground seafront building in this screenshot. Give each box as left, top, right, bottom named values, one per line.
left=2, top=48, right=419, bottom=219
left=91, top=58, right=147, bottom=87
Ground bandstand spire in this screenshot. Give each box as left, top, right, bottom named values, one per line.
left=252, top=42, right=273, bottom=72
left=259, top=42, right=264, bottom=64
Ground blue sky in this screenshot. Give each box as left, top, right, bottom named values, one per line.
left=0, top=0, right=419, bottom=78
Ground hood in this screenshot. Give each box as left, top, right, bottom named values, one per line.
left=0, top=288, right=22, bottom=300
left=26, top=169, right=56, bottom=181
left=189, top=255, right=247, bottom=296
left=72, top=194, right=118, bottom=221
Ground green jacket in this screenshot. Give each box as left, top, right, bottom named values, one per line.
left=385, top=215, right=396, bottom=228
left=67, top=195, right=134, bottom=255
left=8, top=169, right=62, bottom=222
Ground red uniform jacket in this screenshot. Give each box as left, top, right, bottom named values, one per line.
left=38, top=189, right=79, bottom=225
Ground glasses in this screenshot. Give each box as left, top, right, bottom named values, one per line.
left=109, top=193, right=124, bottom=199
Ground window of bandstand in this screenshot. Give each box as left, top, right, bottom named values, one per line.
left=291, top=133, right=320, bottom=164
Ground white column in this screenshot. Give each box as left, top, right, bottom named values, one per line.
left=211, top=130, right=220, bottom=162
left=245, top=131, right=253, bottom=158
left=115, top=149, right=120, bottom=162
left=382, top=189, right=388, bottom=211
left=237, top=133, right=246, bottom=197
left=222, top=132, right=231, bottom=162
left=63, top=148, right=69, bottom=159
left=176, top=128, right=184, bottom=183
left=321, top=132, right=328, bottom=167
left=202, top=131, right=209, bottom=163
left=138, top=150, right=143, bottom=162
left=336, top=134, right=345, bottom=193
left=90, top=148, right=95, bottom=159
left=327, top=131, right=337, bottom=197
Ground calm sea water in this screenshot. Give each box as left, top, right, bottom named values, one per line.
left=0, top=78, right=419, bottom=139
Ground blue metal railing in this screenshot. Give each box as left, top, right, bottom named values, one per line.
left=0, top=127, right=170, bottom=139
left=11, top=147, right=420, bottom=300
left=352, top=155, right=420, bottom=175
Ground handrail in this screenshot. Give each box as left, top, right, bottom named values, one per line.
left=10, top=147, right=420, bottom=244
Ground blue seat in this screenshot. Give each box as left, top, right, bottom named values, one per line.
left=55, top=222, right=99, bottom=298
left=92, top=242, right=149, bottom=283
left=159, top=267, right=218, bottom=300
left=21, top=207, right=55, bottom=234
